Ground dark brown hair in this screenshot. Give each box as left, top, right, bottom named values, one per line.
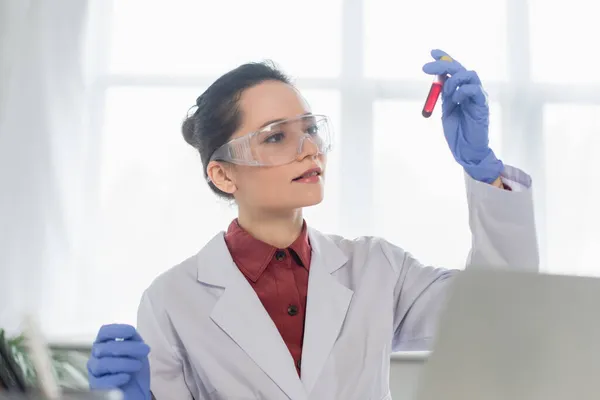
left=181, top=61, right=290, bottom=199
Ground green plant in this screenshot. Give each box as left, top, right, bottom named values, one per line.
left=0, top=328, right=90, bottom=390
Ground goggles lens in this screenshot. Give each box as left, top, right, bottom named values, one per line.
left=210, top=114, right=332, bottom=166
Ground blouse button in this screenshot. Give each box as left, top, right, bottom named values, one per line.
left=275, top=250, right=286, bottom=261
left=287, top=305, right=299, bottom=316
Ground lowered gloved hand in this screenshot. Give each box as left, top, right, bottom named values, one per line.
left=422, top=49, right=504, bottom=184
left=87, top=324, right=151, bottom=400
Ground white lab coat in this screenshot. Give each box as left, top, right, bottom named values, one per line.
left=137, top=165, right=539, bottom=400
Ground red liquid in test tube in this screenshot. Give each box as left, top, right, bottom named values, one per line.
left=422, top=76, right=446, bottom=118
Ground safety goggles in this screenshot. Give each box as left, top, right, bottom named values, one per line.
left=208, top=114, right=333, bottom=167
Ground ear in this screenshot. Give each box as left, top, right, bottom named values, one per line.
left=207, top=161, right=237, bottom=195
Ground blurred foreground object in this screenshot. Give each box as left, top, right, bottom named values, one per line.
left=416, top=269, right=600, bottom=400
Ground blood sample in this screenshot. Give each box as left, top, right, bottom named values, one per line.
left=422, top=75, right=446, bottom=118
left=422, top=54, right=453, bottom=118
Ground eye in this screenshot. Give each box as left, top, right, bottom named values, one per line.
left=306, top=125, right=319, bottom=135
left=264, top=132, right=285, bottom=143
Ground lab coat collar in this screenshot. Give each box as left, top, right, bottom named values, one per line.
left=196, top=229, right=352, bottom=400
left=194, top=228, right=349, bottom=285
left=195, top=232, right=229, bottom=287
left=197, top=232, right=307, bottom=399
left=301, top=227, right=353, bottom=394
left=307, top=226, right=348, bottom=273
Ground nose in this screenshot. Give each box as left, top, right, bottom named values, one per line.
left=296, top=135, right=319, bottom=160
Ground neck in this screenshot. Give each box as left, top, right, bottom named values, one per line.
left=237, top=207, right=304, bottom=248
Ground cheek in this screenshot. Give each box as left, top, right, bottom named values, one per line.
left=235, top=167, right=290, bottom=198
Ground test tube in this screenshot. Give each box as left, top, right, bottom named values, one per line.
left=422, top=55, right=453, bottom=118
left=421, top=75, right=446, bottom=118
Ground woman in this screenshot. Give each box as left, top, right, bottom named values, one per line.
left=86, top=50, right=539, bottom=400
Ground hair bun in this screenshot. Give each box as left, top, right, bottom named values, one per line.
left=181, top=114, right=198, bottom=147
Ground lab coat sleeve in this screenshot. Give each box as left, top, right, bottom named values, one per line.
left=137, top=291, right=194, bottom=400
left=388, top=164, right=539, bottom=351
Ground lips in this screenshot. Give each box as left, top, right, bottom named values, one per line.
left=293, top=167, right=322, bottom=181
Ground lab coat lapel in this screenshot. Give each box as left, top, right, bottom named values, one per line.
left=301, top=228, right=353, bottom=394
left=197, top=233, right=307, bottom=400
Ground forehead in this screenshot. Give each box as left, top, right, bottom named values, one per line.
left=234, top=81, right=310, bottom=137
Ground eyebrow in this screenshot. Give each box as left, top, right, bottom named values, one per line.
left=259, top=112, right=312, bottom=129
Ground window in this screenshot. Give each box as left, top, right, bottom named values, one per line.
left=95, top=86, right=234, bottom=324
left=108, top=0, right=342, bottom=77
left=543, top=104, right=600, bottom=275
left=364, top=0, right=508, bottom=81
left=529, top=0, right=600, bottom=83
left=81, top=0, right=600, bottom=335
left=372, top=100, right=502, bottom=268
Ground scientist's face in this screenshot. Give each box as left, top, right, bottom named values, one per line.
left=228, top=80, right=327, bottom=212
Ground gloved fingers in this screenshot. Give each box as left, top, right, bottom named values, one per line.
left=92, top=340, right=150, bottom=359
left=87, top=356, right=144, bottom=376
left=451, top=83, right=488, bottom=106
left=95, top=324, right=143, bottom=343
left=422, top=59, right=466, bottom=77
left=443, top=70, right=482, bottom=97
left=430, top=49, right=454, bottom=61
left=89, top=373, right=131, bottom=389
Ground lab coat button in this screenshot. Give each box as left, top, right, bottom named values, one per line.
left=275, top=250, right=286, bottom=261
left=296, top=359, right=301, bottom=369
left=287, top=304, right=299, bottom=316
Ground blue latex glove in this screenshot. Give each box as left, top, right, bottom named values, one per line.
left=87, top=324, right=151, bottom=400
left=422, top=49, right=504, bottom=183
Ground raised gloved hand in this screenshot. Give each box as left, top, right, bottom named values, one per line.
left=87, top=324, right=151, bottom=400
left=422, top=49, right=504, bottom=184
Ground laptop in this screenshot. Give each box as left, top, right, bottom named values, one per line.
left=414, top=269, right=600, bottom=400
